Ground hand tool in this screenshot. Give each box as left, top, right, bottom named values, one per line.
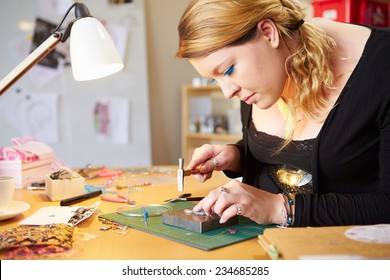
left=101, top=194, right=136, bottom=205
left=164, top=195, right=204, bottom=203
left=177, top=158, right=199, bottom=192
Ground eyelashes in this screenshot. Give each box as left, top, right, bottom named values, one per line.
left=209, top=64, right=235, bottom=84
left=223, top=64, right=235, bottom=76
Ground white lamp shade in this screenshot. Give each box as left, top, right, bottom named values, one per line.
left=70, top=17, right=124, bottom=81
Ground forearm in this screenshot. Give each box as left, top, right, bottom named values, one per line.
left=294, top=192, right=390, bottom=227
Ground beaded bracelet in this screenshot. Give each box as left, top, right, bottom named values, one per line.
left=278, top=192, right=296, bottom=227
left=284, top=191, right=296, bottom=227
left=277, top=193, right=288, bottom=227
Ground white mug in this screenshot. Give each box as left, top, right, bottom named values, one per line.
left=0, top=176, right=15, bottom=213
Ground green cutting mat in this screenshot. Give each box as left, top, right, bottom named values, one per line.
left=99, top=202, right=275, bottom=251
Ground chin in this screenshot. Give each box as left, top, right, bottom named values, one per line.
left=254, top=101, right=274, bottom=110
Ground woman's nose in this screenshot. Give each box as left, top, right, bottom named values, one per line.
left=224, top=86, right=239, bottom=99
left=220, top=82, right=239, bottom=99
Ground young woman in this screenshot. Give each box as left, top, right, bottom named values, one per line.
left=176, top=0, right=390, bottom=227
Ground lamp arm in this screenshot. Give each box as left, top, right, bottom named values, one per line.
left=0, top=2, right=122, bottom=95
left=0, top=32, right=62, bottom=96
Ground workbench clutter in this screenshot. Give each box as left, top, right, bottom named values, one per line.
left=0, top=140, right=56, bottom=189
left=100, top=201, right=275, bottom=250
left=0, top=224, right=76, bottom=259
left=0, top=200, right=100, bottom=259
left=45, top=168, right=85, bottom=201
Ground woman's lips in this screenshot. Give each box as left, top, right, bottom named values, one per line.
left=243, top=93, right=255, bottom=104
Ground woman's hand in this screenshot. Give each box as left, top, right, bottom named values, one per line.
left=187, top=144, right=241, bottom=182
left=192, top=180, right=286, bottom=225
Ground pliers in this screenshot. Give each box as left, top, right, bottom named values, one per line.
left=101, top=194, right=136, bottom=205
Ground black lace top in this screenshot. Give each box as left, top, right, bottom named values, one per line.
left=248, top=118, right=314, bottom=194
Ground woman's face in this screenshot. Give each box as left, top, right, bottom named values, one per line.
left=189, top=20, right=289, bottom=110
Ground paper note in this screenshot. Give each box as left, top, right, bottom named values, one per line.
left=344, top=224, right=390, bottom=244
left=0, top=87, right=59, bottom=143
left=20, top=201, right=100, bottom=226
left=94, top=97, right=129, bottom=144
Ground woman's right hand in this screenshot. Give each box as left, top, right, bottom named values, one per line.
left=187, top=144, right=240, bottom=182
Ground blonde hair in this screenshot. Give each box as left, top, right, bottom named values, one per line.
left=176, top=0, right=338, bottom=144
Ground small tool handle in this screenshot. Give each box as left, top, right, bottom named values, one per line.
left=183, top=169, right=199, bottom=176
left=60, top=190, right=102, bottom=206
left=185, top=197, right=204, bottom=201
left=101, top=195, right=125, bottom=203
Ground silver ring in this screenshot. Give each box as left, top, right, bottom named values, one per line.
left=220, top=186, right=229, bottom=194
left=211, top=158, right=219, bottom=168
left=235, top=204, right=242, bottom=215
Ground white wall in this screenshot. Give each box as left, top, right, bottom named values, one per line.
left=0, top=0, right=151, bottom=167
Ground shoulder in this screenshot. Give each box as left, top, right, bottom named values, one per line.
left=309, top=17, right=371, bottom=35
left=309, top=18, right=371, bottom=49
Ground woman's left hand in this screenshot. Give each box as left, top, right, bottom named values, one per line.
left=192, top=180, right=285, bottom=225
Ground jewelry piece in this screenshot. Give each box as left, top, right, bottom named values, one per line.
left=235, top=204, right=242, bottom=216
left=184, top=209, right=207, bottom=216
left=278, top=193, right=288, bottom=228
left=220, top=186, right=229, bottom=194
left=211, top=157, right=219, bottom=169
left=116, top=181, right=152, bottom=189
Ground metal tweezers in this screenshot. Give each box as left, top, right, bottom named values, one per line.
left=164, top=193, right=204, bottom=203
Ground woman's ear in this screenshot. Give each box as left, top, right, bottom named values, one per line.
left=257, top=19, right=280, bottom=48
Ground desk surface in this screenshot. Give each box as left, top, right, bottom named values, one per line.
left=0, top=168, right=269, bottom=260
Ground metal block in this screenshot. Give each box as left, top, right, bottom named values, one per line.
left=162, top=208, right=238, bottom=233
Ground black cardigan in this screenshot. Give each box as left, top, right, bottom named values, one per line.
left=225, top=27, right=390, bottom=227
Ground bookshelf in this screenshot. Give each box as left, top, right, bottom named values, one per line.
left=181, top=84, right=242, bottom=160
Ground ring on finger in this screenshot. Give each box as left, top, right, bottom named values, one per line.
left=235, top=204, right=242, bottom=216
left=220, top=186, right=229, bottom=194
left=211, top=158, right=219, bottom=169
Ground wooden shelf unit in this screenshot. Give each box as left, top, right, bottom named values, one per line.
left=181, top=84, right=242, bottom=161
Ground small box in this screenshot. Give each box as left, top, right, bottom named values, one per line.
left=364, top=0, right=389, bottom=27
left=312, top=0, right=365, bottom=23
left=0, top=141, right=55, bottom=189
left=45, top=173, right=85, bottom=201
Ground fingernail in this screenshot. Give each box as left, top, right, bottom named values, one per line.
left=219, top=218, right=226, bottom=224
left=200, top=165, right=207, bottom=172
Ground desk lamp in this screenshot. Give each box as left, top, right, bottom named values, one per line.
left=0, top=2, right=124, bottom=96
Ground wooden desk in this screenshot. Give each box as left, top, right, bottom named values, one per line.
left=0, top=168, right=269, bottom=260
left=259, top=225, right=390, bottom=260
